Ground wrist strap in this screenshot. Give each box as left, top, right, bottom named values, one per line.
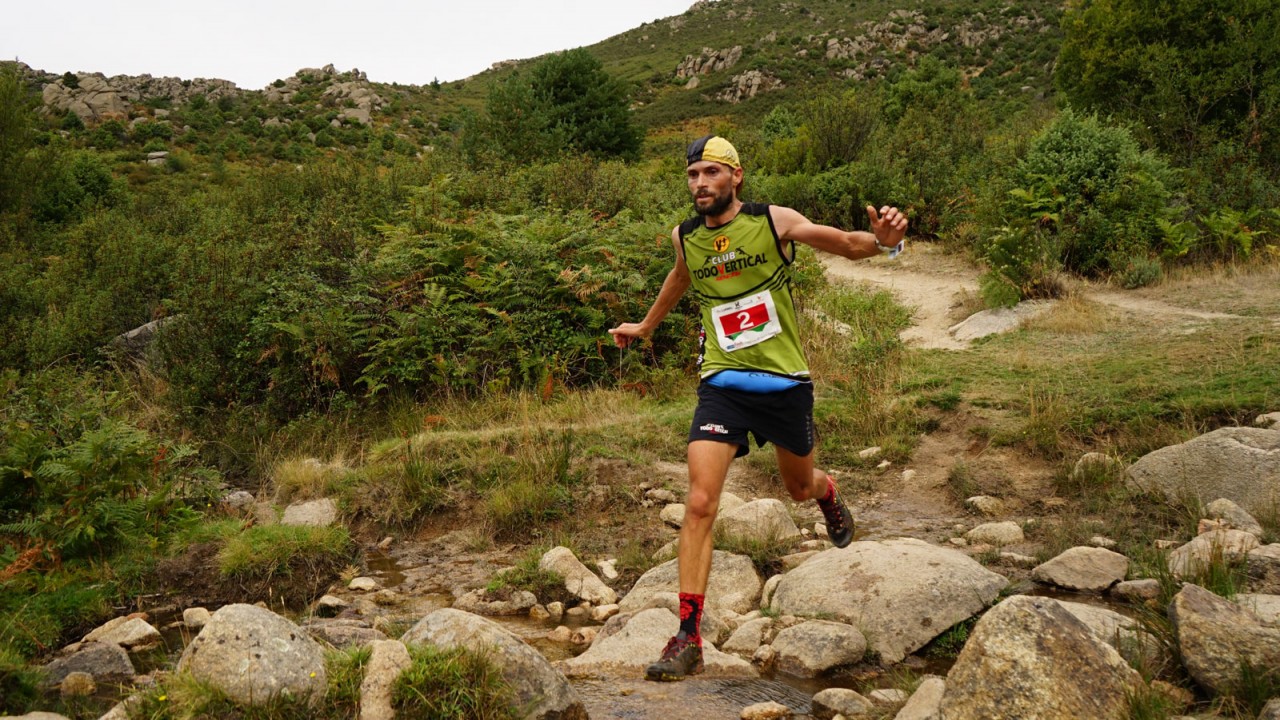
left=876, top=239, right=904, bottom=259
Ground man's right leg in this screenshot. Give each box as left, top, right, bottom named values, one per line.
left=645, top=439, right=736, bottom=681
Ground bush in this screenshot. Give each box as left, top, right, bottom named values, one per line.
left=993, top=110, right=1182, bottom=282
left=0, top=415, right=212, bottom=560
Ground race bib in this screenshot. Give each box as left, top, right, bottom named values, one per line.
left=711, top=290, right=782, bottom=352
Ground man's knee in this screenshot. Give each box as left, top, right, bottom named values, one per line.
left=685, top=487, right=719, bottom=523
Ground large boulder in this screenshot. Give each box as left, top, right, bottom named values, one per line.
left=619, top=550, right=761, bottom=616
left=770, top=620, right=866, bottom=677
left=82, top=616, right=161, bottom=650
left=722, top=617, right=774, bottom=658
left=1168, top=583, right=1280, bottom=696
left=41, top=642, right=134, bottom=686
left=1056, top=600, right=1162, bottom=668
left=939, top=595, right=1142, bottom=719
left=1126, top=426, right=1280, bottom=518
left=1246, top=543, right=1280, bottom=593
left=893, top=676, right=945, bottom=720
left=401, top=608, right=586, bottom=720
left=280, top=498, right=339, bottom=527
left=556, top=607, right=755, bottom=679
left=539, top=546, right=616, bottom=605
left=1167, top=529, right=1260, bottom=578
left=359, top=639, right=411, bottom=720
left=1204, top=498, right=1265, bottom=538
left=1031, top=546, right=1128, bottom=592
left=769, top=539, right=1007, bottom=664
left=1235, top=594, right=1280, bottom=627
left=177, top=604, right=326, bottom=705
left=717, top=499, right=802, bottom=544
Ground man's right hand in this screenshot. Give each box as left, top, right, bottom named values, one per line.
left=608, top=323, right=649, bottom=349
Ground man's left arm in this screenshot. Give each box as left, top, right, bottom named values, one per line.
left=772, top=205, right=907, bottom=261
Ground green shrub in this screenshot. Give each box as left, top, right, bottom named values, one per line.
left=1001, top=109, right=1182, bottom=278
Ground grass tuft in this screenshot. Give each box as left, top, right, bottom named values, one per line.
left=393, top=645, right=521, bottom=720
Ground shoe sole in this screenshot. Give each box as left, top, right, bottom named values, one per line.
left=644, top=664, right=705, bottom=682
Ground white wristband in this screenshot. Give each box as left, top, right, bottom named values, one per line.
left=876, top=239, right=904, bottom=259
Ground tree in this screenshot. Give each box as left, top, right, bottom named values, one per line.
left=1056, top=0, right=1280, bottom=166
left=472, top=49, right=642, bottom=163
left=0, top=66, right=39, bottom=216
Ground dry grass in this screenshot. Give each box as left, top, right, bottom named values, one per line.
left=271, top=456, right=350, bottom=503
left=1021, top=294, right=1113, bottom=334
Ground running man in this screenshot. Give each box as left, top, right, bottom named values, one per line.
left=608, top=135, right=908, bottom=681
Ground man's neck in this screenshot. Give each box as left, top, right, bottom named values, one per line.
left=703, top=199, right=743, bottom=228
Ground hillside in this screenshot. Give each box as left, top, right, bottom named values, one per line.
left=8, top=0, right=1062, bottom=163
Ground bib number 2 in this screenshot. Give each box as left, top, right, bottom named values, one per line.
left=712, top=291, right=782, bottom=352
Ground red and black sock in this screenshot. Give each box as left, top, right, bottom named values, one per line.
left=678, top=592, right=704, bottom=646
left=817, top=475, right=837, bottom=508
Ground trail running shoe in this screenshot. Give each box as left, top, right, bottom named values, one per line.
left=644, top=631, right=704, bottom=681
left=819, top=477, right=856, bottom=548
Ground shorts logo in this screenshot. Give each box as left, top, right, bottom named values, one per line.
left=699, top=423, right=729, bottom=435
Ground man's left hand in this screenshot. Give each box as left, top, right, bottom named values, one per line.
left=866, top=205, right=908, bottom=248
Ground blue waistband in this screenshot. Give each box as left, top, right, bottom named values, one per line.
left=703, top=370, right=804, bottom=393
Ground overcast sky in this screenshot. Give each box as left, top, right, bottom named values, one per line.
left=4, top=1, right=695, bottom=88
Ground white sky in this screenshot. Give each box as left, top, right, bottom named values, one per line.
left=3, top=1, right=695, bottom=88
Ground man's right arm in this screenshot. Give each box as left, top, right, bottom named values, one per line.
left=608, top=227, right=691, bottom=349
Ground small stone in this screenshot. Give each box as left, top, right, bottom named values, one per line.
left=814, top=522, right=829, bottom=539
left=60, top=671, right=96, bottom=696
left=1111, top=579, right=1162, bottom=605
left=660, top=503, right=685, bottom=528
left=876, top=460, right=892, bottom=470
left=741, top=701, right=792, bottom=719
left=647, top=488, right=679, bottom=504
left=965, top=496, right=1007, bottom=516
left=949, top=537, right=968, bottom=547
left=376, top=536, right=394, bottom=550
left=565, top=606, right=588, bottom=620
left=529, top=605, right=551, bottom=622
left=1089, top=536, right=1118, bottom=549
left=1197, top=518, right=1228, bottom=535
left=901, top=469, right=917, bottom=483
left=183, top=607, right=212, bottom=628
left=547, top=602, right=565, bottom=623
left=869, top=688, right=907, bottom=704
left=752, top=644, right=776, bottom=666
left=591, top=604, right=620, bottom=622
left=571, top=627, right=598, bottom=645
left=597, top=558, right=619, bottom=580
left=1154, top=539, right=1180, bottom=550
left=858, top=446, right=882, bottom=459
left=1000, top=552, right=1038, bottom=568
left=547, top=626, right=572, bottom=643
left=315, top=595, right=348, bottom=617
left=812, top=687, right=873, bottom=718
left=349, top=577, right=380, bottom=591
left=965, top=521, right=1025, bottom=546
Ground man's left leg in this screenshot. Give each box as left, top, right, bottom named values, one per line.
left=776, top=446, right=855, bottom=548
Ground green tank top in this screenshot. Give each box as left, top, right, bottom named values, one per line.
left=679, top=204, right=809, bottom=379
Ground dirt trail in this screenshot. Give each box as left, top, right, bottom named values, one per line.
left=821, top=244, right=977, bottom=350
left=821, top=244, right=1273, bottom=351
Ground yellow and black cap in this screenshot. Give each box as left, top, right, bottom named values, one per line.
left=686, top=135, right=741, bottom=170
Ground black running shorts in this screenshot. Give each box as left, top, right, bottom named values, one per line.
left=688, top=381, right=815, bottom=458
